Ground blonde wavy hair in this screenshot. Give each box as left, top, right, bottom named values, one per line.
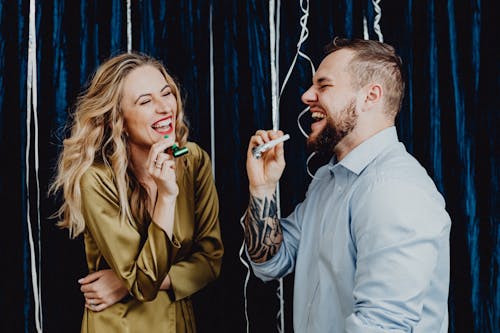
left=49, top=52, right=189, bottom=238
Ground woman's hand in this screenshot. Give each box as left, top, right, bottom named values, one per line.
left=146, top=137, right=179, bottom=237
left=147, top=136, right=179, bottom=198
left=79, top=269, right=129, bottom=312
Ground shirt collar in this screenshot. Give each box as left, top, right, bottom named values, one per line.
left=328, top=126, right=399, bottom=176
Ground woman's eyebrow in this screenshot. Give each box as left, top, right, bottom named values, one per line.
left=134, top=93, right=151, bottom=104
left=134, top=85, right=170, bottom=103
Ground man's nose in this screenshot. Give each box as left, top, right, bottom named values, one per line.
left=301, top=87, right=317, bottom=105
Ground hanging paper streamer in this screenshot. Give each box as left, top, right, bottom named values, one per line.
left=239, top=1, right=316, bottom=332
left=288, top=0, right=317, bottom=181
left=279, top=0, right=315, bottom=98
left=363, top=0, right=384, bottom=42
left=238, top=212, right=251, bottom=333
left=268, top=1, right=286, bottom=331
left=126, top=0, right=132, bottom=52
left=26, top=0, right=43, bottom=332
left=363, top=16, right=369, bottom=40
left=373, top=0, right=384, bottom=42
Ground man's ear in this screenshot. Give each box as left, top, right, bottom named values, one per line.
left=363, top=83, right=383, bottom=110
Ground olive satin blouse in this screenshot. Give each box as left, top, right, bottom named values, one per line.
left=79, top=142, right=223, bottom=332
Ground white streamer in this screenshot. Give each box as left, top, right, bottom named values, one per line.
left=373, top=0, right=384, bottom=42
left=363, top=16, right=369, bottom=40
left=296, top=106, right=310, bottom=139
left=239, top=214, right=251, bottom=333
left=364, top=1, right=383, bottom=42
left=240, top=1, right=317, bottom=331
left=278, top=0, right=315, bottom=103
left=297, top=107, right=325, bottom=180
left=284, top=0, right=316, bottom=181
left=269, top=0, right=279, bottom=131
left=27, top=0, right=42, bottom=332
left=126, top=0, right=132, bottom=52
left=269, top=1, right=286, bottom=332
left=272, top=1, right=287, bottom=332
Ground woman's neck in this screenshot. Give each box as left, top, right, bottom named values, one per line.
left=129, top=145, right=151, bottom=180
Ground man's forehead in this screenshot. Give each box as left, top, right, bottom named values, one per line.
left=313, top=50, right=354, bottom=83
left=322, top=49, right=354, bottom=68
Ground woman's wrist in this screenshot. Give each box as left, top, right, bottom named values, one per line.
left=156, top=193, right=177, bottom=205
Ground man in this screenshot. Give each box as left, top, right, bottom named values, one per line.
left=243, top=37, right=451, bottom=332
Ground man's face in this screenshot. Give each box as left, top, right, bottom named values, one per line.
left=301, top=49, right=360, bottom=156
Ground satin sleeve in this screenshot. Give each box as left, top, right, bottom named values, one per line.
left=168, top=144, right=224, bottom=301
left=81, top=165, right=180, bottom=302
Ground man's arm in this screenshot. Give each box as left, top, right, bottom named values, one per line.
left=244, top=129, right=287, bottom=263
left=244, top=192, right=283, bottom=263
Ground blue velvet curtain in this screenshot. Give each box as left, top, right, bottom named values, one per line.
left=0, top=0, right=498, bottom=332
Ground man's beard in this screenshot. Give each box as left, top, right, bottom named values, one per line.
left=307, top=100, right=358, bottom=157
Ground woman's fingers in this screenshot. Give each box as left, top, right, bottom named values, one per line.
left=147, top=136, right=175, bottom=167
left=83, top=292, right=97, bottom=299
left=153, top=153, right=175, bottom=170
left=78, top=271, right=103, bottom=285
left=85, top=298, right=107, bottom=312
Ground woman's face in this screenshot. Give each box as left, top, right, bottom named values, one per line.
left=120, top=65, right=177, bottom=150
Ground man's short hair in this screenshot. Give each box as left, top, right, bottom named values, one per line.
left=324, top=37, right=405, bottom=117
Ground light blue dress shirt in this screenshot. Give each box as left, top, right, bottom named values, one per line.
left=249, top=126, right=451, bottom=333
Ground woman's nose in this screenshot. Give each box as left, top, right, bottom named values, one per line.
left=155, top=97, right=169, bottom=114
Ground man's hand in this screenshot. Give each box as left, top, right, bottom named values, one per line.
left=78, top=269, right=129, bottom=312
left=247, top=130, right=286, bottom=197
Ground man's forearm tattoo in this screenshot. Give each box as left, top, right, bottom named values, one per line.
left=244, top=192, right=283, bottom=263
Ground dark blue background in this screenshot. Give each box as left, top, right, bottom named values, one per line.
left=0, top=1, right=498, bottom=332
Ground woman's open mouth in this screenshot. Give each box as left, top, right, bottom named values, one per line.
left=151, top=117, right=173, bottom=134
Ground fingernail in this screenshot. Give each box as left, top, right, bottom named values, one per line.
left=78, top=278, right=83, bottom=283
left=164, top=135, right=169, bottom=139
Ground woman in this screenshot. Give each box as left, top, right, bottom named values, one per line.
left=49, top=52, right=223, bottom=332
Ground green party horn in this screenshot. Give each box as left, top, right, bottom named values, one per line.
left=163, top=135, right=188, bottom=157
left=171, top=144, right=189, bottom=157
